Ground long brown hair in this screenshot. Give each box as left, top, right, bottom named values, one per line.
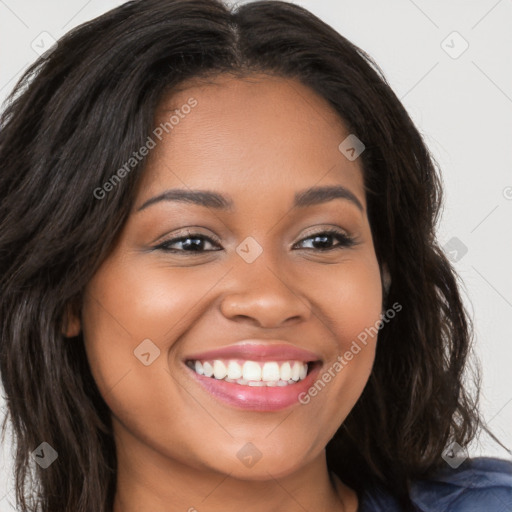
left=0, top=0, right=491, bottom=510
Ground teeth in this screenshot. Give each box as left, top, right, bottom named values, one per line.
left=291, top=361, right=301, bottom=381
left=242, top=361, right=261, bottom=381
left=203, top=361, right=213, bottom=377
left=227, top=360, right=242, bottom=380
left=213, top=360, right=227, bottom=380
left=194, top=360, right=204, bottom=375
left=280, top=362, right=292, bottom=381
left=188, top=359, right=310, bottom=386
left=248, top=380, right=265, bottom=386
left=262, top=362, right=280, bottom=381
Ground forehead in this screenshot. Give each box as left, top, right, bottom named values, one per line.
left=139, top=73, right=365, bottom=207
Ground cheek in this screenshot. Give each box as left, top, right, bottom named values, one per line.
left=297, top=256, right=382, bottom=421
left=312, top=254, right=383, bottom=348
left=80, top=257, right=229, bottom=410
left=82, top=257, right=225, bottom=344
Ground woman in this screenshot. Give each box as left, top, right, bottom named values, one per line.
left=0, top=0, right=510, bottom=511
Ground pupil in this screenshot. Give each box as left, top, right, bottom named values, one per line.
left=184, top=238, right=202, bottom=250
left=314, top=235, right=331, bottom=248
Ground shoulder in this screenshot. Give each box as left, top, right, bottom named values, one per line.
left=358, top=457, right=512, bottom=512
left=409, top=457, right=512, bottom=512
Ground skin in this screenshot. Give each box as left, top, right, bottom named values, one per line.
left=67, top=73, right=385, bottom=512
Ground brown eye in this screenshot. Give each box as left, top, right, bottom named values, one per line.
left=155, top=233, right=221, bottom=253
left=294, top=230, right=356, bottom=251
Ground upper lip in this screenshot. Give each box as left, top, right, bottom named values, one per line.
left=184, top=340, right=322, bottom=363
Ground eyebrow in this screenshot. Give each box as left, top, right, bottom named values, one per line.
left=136, top=185, right=364, bottom=212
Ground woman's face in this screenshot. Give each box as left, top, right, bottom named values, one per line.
left=76, top=74, right=383, bottom=480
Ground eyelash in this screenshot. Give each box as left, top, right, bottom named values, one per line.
left=153, top=228, right=357, bottom=254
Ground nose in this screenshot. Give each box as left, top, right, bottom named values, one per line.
left=219, top=258, right=312, bottom=329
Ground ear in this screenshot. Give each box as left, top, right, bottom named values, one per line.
left=62, top=300, right=81, bottom=338
left=381, top=264, right=391, bottom=297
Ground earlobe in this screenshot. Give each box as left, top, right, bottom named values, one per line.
left=62, top=302, right=81, bottom=338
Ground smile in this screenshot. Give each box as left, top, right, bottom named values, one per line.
left=186, top=359, right=309, bottom=387
left=183, top=341, right=323, bottom=411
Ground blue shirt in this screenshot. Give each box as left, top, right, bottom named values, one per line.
left=358, top=457, right=512, bottom=511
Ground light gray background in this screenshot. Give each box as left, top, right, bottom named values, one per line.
left=1, top=0, right=511, bottom=507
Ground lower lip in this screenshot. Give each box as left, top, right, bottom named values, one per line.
left=186, top=363, right=322, bottom=411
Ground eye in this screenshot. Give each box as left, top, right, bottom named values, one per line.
left=293, top=229, right=357, bottom=251
left=154, top=232, right=221, bottom=253
left=153, top=228, right=357, bottom=254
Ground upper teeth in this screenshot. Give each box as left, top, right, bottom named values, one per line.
left=188, top=359, right=308, bottom=384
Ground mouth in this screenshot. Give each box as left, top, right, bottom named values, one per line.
left=182, top=341, right=323, bottom=411
left=186, top=358, right=314, bottom=386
